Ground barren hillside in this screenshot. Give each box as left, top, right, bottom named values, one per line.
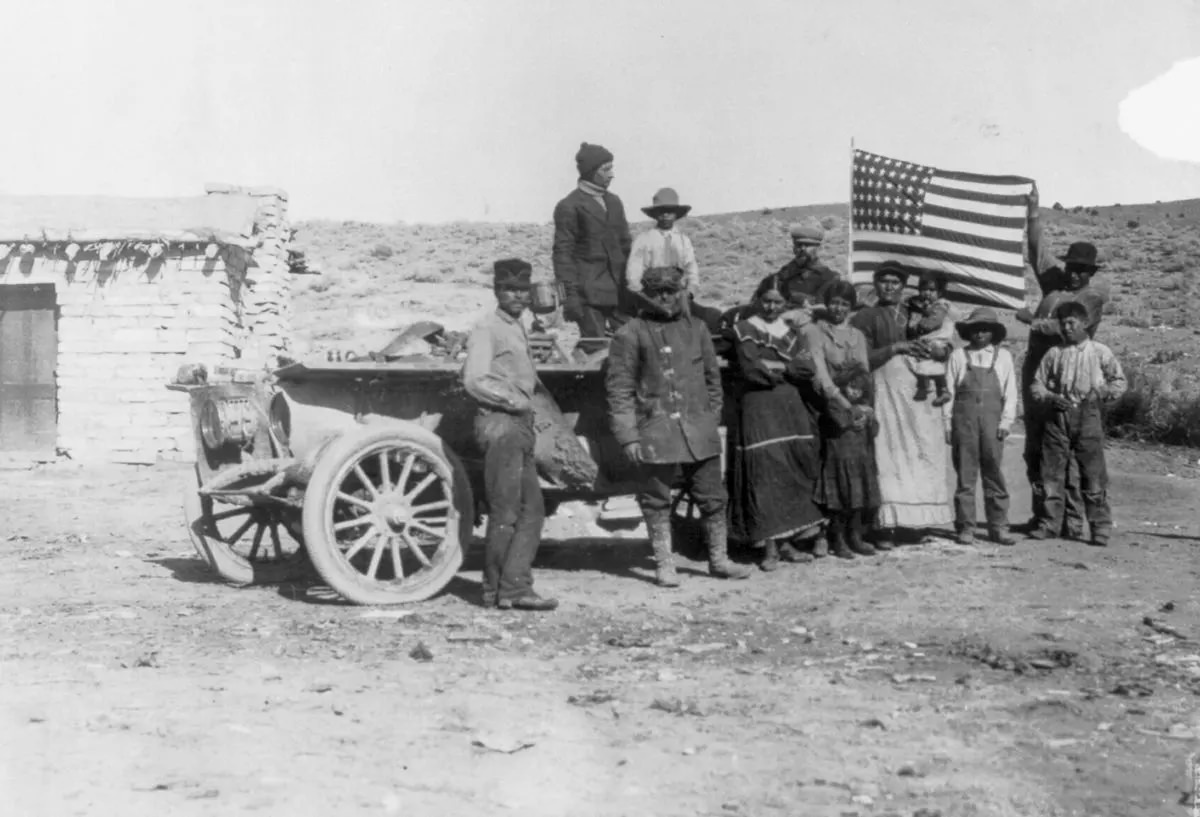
left=290, top=198, right=1200, bottom=444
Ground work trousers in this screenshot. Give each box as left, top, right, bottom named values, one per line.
left=476, top=409, right=545, bottom=602
left=1039, top=398, right=1111, bottom=537
left=951, top=358, right=1009, bottom=531
left=636, top=456, right=726, bottom=518
left=1023, top=382, right=1084, bottom=533
left=577, top=304, right=629, bottom=339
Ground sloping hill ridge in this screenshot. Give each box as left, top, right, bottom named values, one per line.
left=291, top=197, right=1200, bottom=347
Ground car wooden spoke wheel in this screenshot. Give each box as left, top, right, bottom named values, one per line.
left=302, top=426, right=470, bottom=605
left=183, top=460, right=309, bottom=585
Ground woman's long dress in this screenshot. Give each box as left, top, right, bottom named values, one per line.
left=850, top=304, right=953, bottom=530
left=726, top=317, right=825, bottom=543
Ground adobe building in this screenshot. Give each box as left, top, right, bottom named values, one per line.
left=0, top=184, right=307, bottom=464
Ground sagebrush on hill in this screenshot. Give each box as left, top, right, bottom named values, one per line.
left=290, top=200, right=1200, bottom=446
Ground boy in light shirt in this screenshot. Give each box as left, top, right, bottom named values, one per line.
left=942, top=307, right=1019, bottom=546
left=1029, top=300, right=1127, bottom=547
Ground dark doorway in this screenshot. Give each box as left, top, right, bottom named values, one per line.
left=0, top=284, right=57, bottom=453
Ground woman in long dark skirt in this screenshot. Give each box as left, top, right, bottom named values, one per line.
left=726, top=278, right=828, bottom=570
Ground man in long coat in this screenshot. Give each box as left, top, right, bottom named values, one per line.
left=552, top=142, right=633, bottom=338
left=606, top=266, right=752, bottom=586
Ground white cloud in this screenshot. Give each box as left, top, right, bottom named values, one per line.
left=1119, top=57, right=1200, bottom=162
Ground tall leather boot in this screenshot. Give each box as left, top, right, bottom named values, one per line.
left=759, top=539, right=781, bottom=572
left=846, top=512, right=876, bottom=556
left=643, top=510, right=680, bottom=588
left=829, top=514, right=855, bottom=560
left=703, top=515, right=751, bottom=579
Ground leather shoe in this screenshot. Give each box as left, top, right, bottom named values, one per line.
left=990, top=528, right=1017, bottom=546
left=1026, top=527, right=1055, bottom=541
left=848, top=539, right=876, bottom=556
left=480, top=592, right=498, bottom=608
left=778, top=541, right=811, bottom=563
left=498, top=594, right=559, bottom=612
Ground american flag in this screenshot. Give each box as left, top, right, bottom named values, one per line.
left=850, top=148, right=1035, bottom=309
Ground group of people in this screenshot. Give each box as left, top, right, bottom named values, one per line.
left=459, top=143, right=1128, bottom=612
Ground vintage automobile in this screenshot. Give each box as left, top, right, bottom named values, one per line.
left=174, top=324, right=719, bottom=606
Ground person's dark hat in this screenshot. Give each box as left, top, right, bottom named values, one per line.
left=492, top=258, right=533, bottom=289
left=1057, top=241, right=1101, bottom=269
left=642, top=266, right=685, bottom=292
left=955, top=306, right=1007, bottom=343
left=575, top=142, right=613, bottom=181
left=873, top=260, right=908, bottom=283
left=641, top=187, right=692, bottom=218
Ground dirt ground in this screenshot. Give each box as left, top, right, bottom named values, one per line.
left=2, top=437, right=1199, bottom=817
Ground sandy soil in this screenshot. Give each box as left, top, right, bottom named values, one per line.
left=2, top=439, right=1199, bottom=817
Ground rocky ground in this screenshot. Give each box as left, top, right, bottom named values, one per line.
left=2, top=438, right=1199, bottom=816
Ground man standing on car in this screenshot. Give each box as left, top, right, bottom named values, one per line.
left=461, top=258, right=557, bottom=611
left=552, top=141, right=633, bottom=338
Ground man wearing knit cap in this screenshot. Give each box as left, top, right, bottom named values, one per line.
left=552, top=142, right=633, bottom=338
left=461, top=258, right=557, bottom=611
left=772, top=223, right=840, bottom=310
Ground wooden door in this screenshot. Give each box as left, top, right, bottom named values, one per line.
left=0, top=284, right=57, bottom=453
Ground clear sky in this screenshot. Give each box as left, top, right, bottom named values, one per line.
left=1, top=0, right=1197, bottom=223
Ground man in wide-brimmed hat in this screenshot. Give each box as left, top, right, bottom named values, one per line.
left=626, top=188, right=699, bottom=293
left=552, top=142, right=633, bottom=338
left=942, top=307, right=1019, bottom=546
left=461, top=259, right=557, bottom=612
left=1019, top=185, right=1110, bottom=535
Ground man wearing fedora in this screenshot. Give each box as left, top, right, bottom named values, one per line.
left=1019, top=189, right=1109, bottom=536
left=552, top=142, right=633, bottom=339
left=943, top=307, right=1019, bottom=545
left=626, top=187, right=699, bottom=293
left=461, top=259, right=557, bottom=611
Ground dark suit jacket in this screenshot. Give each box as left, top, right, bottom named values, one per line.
left=605, top=313, right=723, bottom=464
left=552, top=188, right=632, bottom=309
left=773, top=258, right=841, bottom=307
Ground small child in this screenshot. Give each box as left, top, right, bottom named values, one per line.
left=943, top=307, right=1019, bottom=546
left=1029, top=300, right=1127, bottom=547
left=815, top=364, right=881, bottom=560
left=905, top=271, right=954, bottom=405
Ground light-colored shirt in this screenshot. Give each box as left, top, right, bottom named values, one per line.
left=942, top=345, right=1019, bottom=432
left=1032, top=339, right=1127, bottom=405
left=461, top=308, right=539, bottom=413
left=625, top=228, right=700, bottom=292
left=804, top=319, right=870, bottom=405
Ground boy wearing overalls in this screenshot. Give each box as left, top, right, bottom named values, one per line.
left=942, top=308, right=1019, bottom=545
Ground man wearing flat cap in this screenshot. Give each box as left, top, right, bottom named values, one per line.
left=771, top=223, right=841, bottom=311
left=552, top=142, right=633, bottom=338
left=606, top=265, right=752, bottom=587
left=1017, top=186, right=1110, bottom=536
left=461, top=259, right=557, bottom=612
